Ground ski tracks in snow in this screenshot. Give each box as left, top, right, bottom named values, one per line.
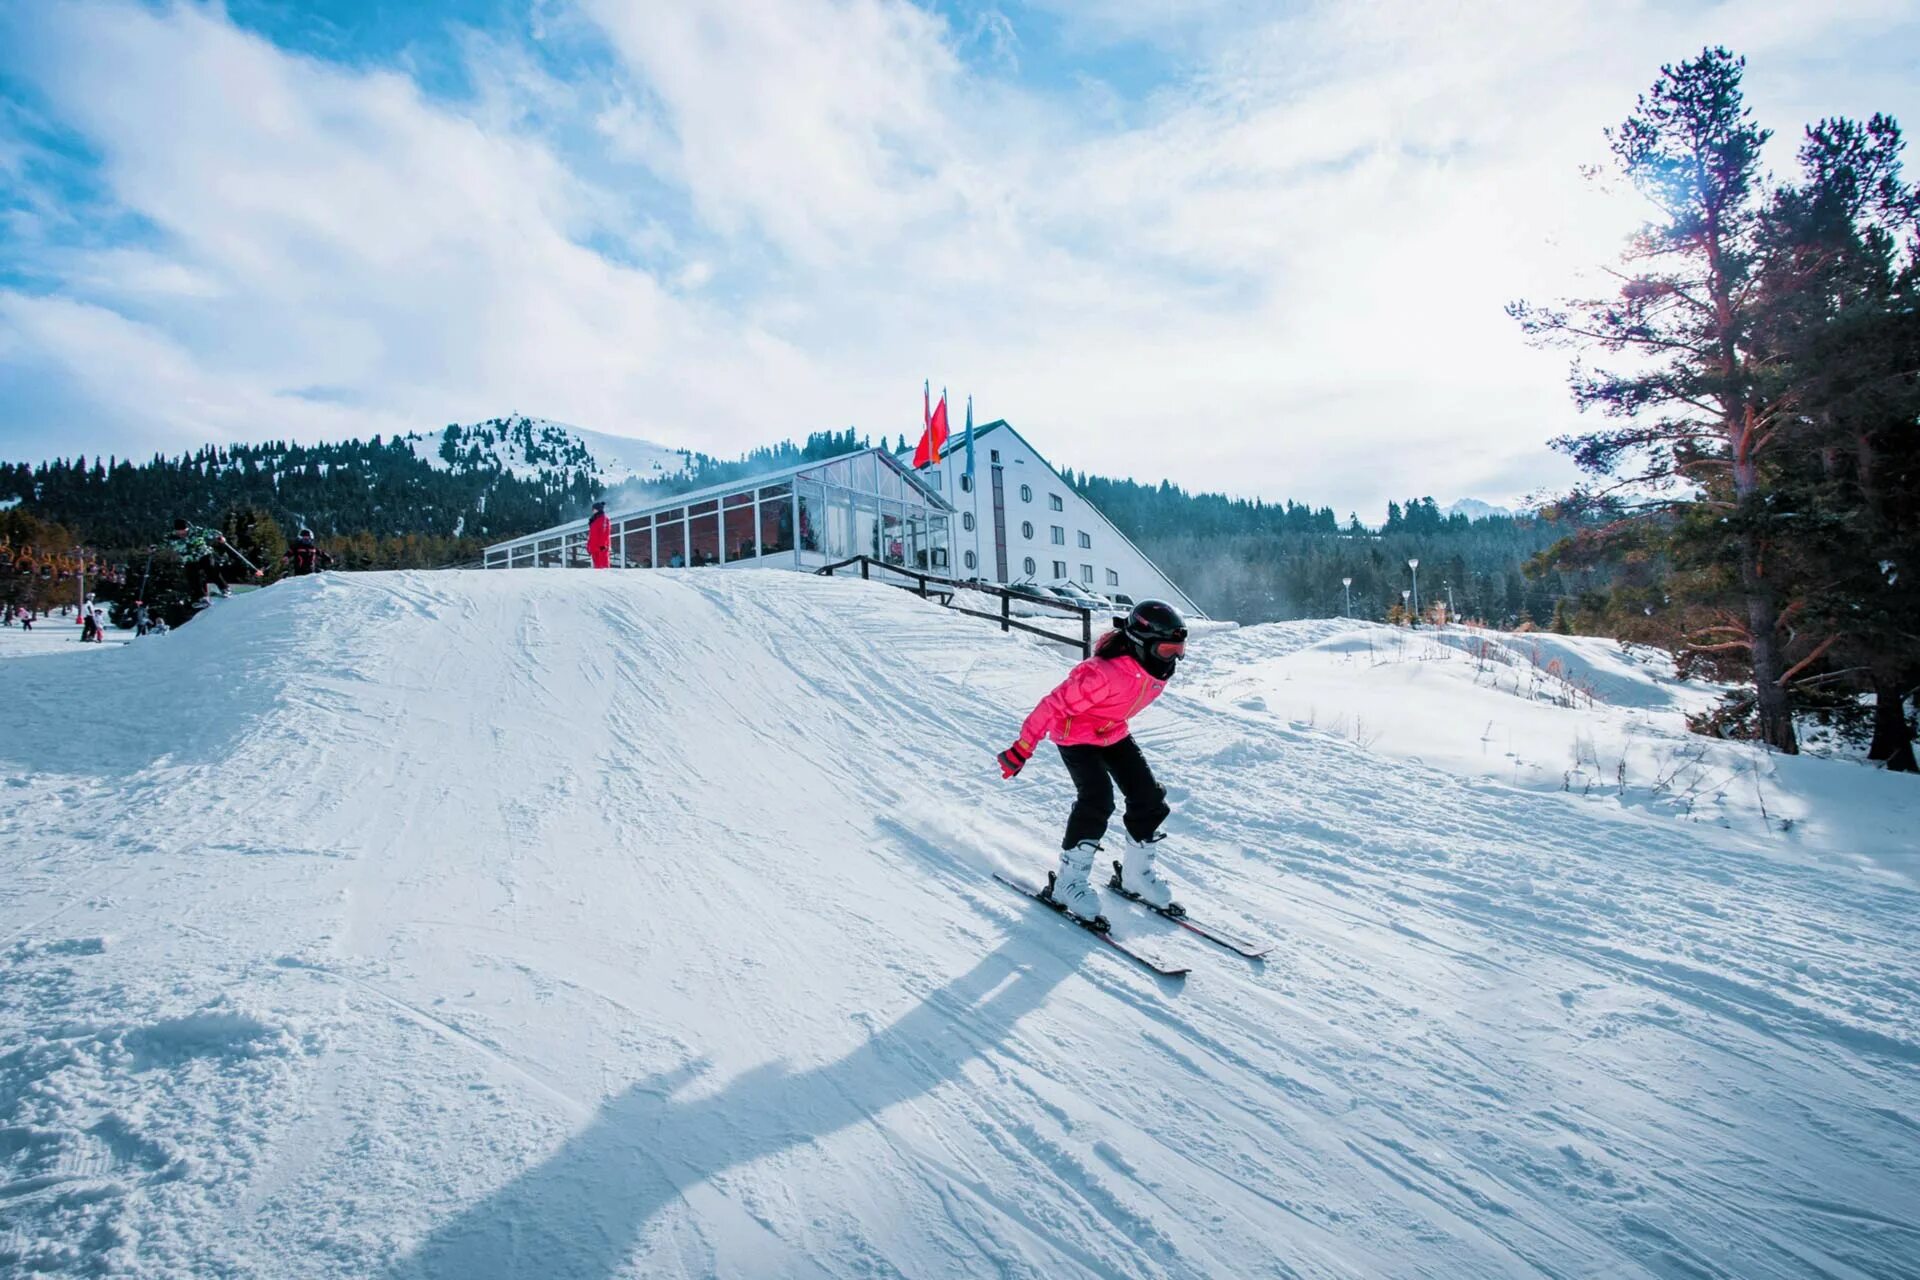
left=0, top=571, right=1915, bottom=1279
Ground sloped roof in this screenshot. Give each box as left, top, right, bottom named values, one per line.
left=902, top=419, right=1204, bottom=618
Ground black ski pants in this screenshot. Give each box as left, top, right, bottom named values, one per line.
left=187, top=554, right=230, bottom=599
left=1058, top=736, right=1169, bottom=850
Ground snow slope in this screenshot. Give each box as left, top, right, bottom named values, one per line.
left=1185, top=622, right=1920, bottom=887
left=1, top=574, right=1916, bottom=1278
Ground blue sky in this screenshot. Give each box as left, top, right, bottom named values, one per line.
left=3, top=0, right=1917, bottom=518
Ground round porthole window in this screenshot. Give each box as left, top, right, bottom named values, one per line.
left=1023, top=556, right=1037, bottom=575
left=962, top=512, right=975, bottom=532
left=1021, top=521, right=1034, bottom=539
left=964, top=550, right=977, bottom=570
left=1020, top=484, right=1033, bottom=502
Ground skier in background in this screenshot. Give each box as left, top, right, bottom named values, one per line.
left=997, top=600, right=1190, bottom=924
left=79, top=594, right=103, bottom=643
left=587, top=501, right=612, bottom=569
left=133, top=601, right=152, bottom=637
left=283, top=528, right=334, bottom=576
left=163, top=518, right=233, bottom=608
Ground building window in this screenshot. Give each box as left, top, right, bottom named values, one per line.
left=1106, top=569, right=1120, bottom=587
left=1052, top=560, right=1066, bottom=578
left=990, top=449, right=1001, bottom=463
left=964, top=549, right=977, bottom=571
left=961, top=511, right=975, bottom=532
left=1019, top=483, right=1033, bottom=503
left=1076, top=531, right=1091, bottom=549
left=1080, top=564, right=1094, bottom=584
left=1023, top=556, right=1037, bottom=576
left=1050, top=526, right=1064, bottom=545
left=960, top=473, right=973, bottom=493
left=1021, top=520, right=1034, bottom=540
left=1049, top=493, right=1064, bottom=511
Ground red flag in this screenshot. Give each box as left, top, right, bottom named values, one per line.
left=913, top=388, right=949, bottom=468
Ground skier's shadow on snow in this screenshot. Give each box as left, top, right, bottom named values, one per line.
left=383, top=937, right=1075, bottom=1280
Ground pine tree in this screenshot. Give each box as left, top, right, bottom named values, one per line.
left=1513, top=49, right=1801, bottom=751
left=1758, top=115, right=1920, bottom=769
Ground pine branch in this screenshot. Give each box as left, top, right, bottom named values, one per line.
left=1777, top=634, right=1840, bottom=685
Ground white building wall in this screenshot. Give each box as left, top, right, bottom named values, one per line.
left=912, top=424, right=1205, bottom=619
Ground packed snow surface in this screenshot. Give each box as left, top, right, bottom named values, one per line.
left=1, top=573, right=1915, bottom=1279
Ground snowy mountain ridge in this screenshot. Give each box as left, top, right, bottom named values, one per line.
left=405, top=414, right=688, bottom=490
left=1441, top=497, right=1516, bottom=521
left=0, top=572, right=1914, bottom=1278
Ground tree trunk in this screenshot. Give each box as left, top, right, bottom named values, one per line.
left=1867, top=668, right=1916, bottom=773
left=1734, top=491, right=1798, bottom=754
left=1738, top=545, right=1797, bottom=751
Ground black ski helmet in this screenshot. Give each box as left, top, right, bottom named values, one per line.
left=298, top=528, right=314, bottom=540
left=1119, top=599, right=1187, bottom=660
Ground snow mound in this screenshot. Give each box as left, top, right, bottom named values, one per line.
left=1, top=574, right=1915, bottom=1278
left=1184, top=621, right=1920, bottom=884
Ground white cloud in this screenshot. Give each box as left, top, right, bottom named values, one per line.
left=578, top=0, right=968, bottom=263
left=2, top=0, right=1916, bottom=517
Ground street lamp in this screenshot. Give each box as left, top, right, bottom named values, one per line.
left=1407, top=557, right=1420, bottom=627
left=1341, top=576, right=1352, bottom=617
left=1444, top=580, right=1456, bottom=622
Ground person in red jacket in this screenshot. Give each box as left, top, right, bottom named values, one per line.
left=587, top=501, right=612, bottom=569
left=999, top=600, right=1188, bottom=925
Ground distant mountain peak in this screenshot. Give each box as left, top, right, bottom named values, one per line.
left=409, top=415, right=687, bottom=488
left=1442, top=498, right=1514, bottom=522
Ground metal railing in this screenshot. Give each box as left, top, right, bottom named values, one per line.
left=815, top=555, right=1096, bottom=657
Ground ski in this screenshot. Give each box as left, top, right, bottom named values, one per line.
left=992, top=872, right=1191, bottom=978
left=1109, top=861, right=1271, bottom=959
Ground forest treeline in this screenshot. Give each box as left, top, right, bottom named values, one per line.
left=1062, top=477, right=1590, bottom=627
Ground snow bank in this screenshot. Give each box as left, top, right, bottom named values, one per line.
left=1186, top=622, right=1920, bottom=887
left=1, top=574, right=1915, bottom=1278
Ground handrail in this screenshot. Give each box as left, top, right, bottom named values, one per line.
left=816, top=555, right=1096, bottom=657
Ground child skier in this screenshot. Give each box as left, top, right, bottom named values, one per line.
left=997, top=600, right=1189, bottom=925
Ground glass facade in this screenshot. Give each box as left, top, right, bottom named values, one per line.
left=483, top=448, right=950, bottom=576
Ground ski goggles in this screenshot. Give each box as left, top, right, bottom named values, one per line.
left=1149, top=637, right=1187, bottom=659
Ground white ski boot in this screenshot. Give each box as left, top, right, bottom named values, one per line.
left=1116, top=833, right=1182, bottom=915
left=1048, top=841, right=1108, bottom=925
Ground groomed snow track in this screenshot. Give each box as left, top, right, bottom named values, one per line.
left=1, top=570, right=1915, bottom=1279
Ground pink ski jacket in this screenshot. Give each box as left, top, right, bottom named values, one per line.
left=1016, top=653, right=1168, bottom=750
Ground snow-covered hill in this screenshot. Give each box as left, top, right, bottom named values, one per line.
left=1440, top=498, right=1516, bottom=521
left=1, top=574, right=1915, bottom=1278
left=407, top=414, right=686, bottom=489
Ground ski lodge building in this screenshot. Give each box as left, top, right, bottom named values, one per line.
left=481, top=419, right=1201, bottom=617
